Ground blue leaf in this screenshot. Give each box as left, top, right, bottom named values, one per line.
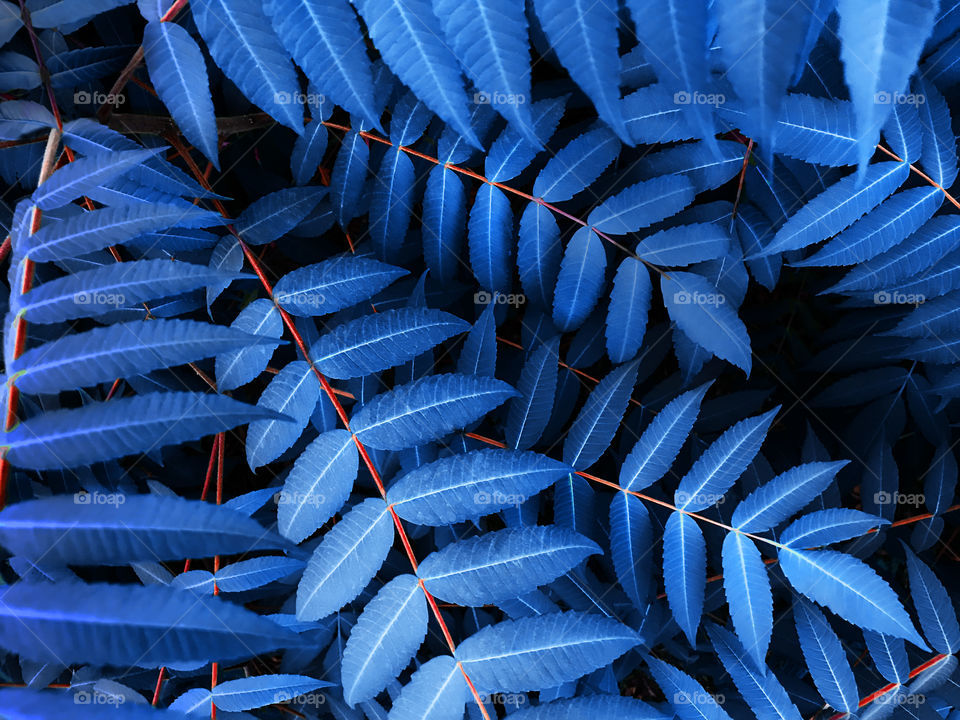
left=432, top=0, right=536, bottom=143
left=663, top=511, right=706, bottom=645
left=312, top=308, right=469, bottom=379
left=636, top=223, right=731, bottom=265
left=354, top=0, right=479, bottom=147
left=17, top=260, right=242, bottom=325
left=782, top=508, right=889, bottom=548
left=553, top=227, right=607, bottom=333
left=562, top=360, right=639, bottom=470
left=675, top=407, right=777, bottom=511
left=370, top=147, right=416, bottom=261
left=237, top=187, right=327, bottom=246
left=422, top=166, right=467, bottom=283
left=532, top=0, right=628, bottom=141
left=779, top=547, right=926, bottom=646
left=506, top=695, right=668, bottom=719
left=624, top=0, right=717, bottom=149
left=621, top=84, right=701, bottom=145
left=0, top=688, right=191, bottom=720
left=142, top=22, right=218, bottom=166
left=837, top=0, right=938, bottom=173
left=265, top=0, right=381, bottom=128
left=387, top=655, right=469, bottom=720
left=793, top=187, right=941, bottom=267
left=3, top=392, right=288, bottom=471
left=647, top=657, right=733, bottom=720
left=213, top=675, right=330, bottom=712
left=635, top=140, right=744, bottom=193
left=0, top=494, right=290, bottom=565
left=605, top=258, right=651, bottom=363
left=273, top=256, right=407, bottom=317
left=588, top=176, right=695, bottom=235
left=863, top=629, right=909, bottom=684
left=192, top=0, right=302, bottom=130
left=216, top=298, right=284, bottom=391
left=916, top=77, right=958, bottom=188
left=518, top=202, right=561, bottom=308
left=352, top=373, right=518, bottom=450
left=24, top=203, right=224, bottom=262
left=455, top=611, right=640, bottom=692
left=296, top=497, right=395, bottom=621
left=902, top=544, right=960, bottom=654
left=468, top=183, right=514, bottom=292
left=505, top=336, right=560, bottom=450
left=732, top=461, right=849, bottom=532
left=759, top=161, right=909, bottom=256
left=31, top=148, right=158, bottom=210
left=485, top=96, right=566, bottom=182
left=0, top=581, right=303, bottom=667
left=214, top=556, right=305, bottom=592
left=278, top=429, right=358, bottom=543
left=388, top=449, right=572, bottom=525
left=342, top=574, right=428, bottom=706
left=609, top=492, right=652, bottom=610
left=246, top=361, right=321, bottom=470
left=533, top=127, right=619, bottom=202
left=793, top=599, right=860, bottom=714
left=721, top=533, right=772, bottom=671
left=331, top=129, right=369, bottom=227
left=291, top=118, right=329, bottom=185
left=10, top=320, right=274, bottom=395
left=706, top=623, right=802, bottom=720
left=418, top=525, right=599, bottom=605
left=661, top=271, right=752, bottom=374
left=883, top=99, right=923, bottom=164
left=457, top=302, right=496, bottom=378
left=620, top=384, right=709, bottom=494
left=715, top=0, right=809, bottom=153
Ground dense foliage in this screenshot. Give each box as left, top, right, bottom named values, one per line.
left=0, top=0, right=958, bottom=718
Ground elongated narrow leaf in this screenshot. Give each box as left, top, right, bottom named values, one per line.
left=732, top=461, right=848, bottom=532
left=609, top=492, right=652, bottom=610
left=468, top=183, right=514, bottom=293
left=663, top=511, right=706, bottom=645
left=142, top=22, right=218, bottom=166
left=214, top=556, right=305, bottom=592
left=661, top=272, right=752, bottom=374
left=636, top=222, right=731, bottom=265
left=456, top=611, right=640, bottom=692
left=562, top=360, right=639, bottom=470
left=864, top=629, right=909, bottom=684
left=0, top=494, right=290, bottom=564
left=297, top=498, right=394, bottom=620
left=246, top=361, right=321, bottom=470
left=213, top=675, right=330, bottom=712
left=620, top=382, right=710, bottom=492
left=675, top=407, right=777, bottom=512
left=342, top=574, right=428, bottom=706
left=419, top=526, right=599, bottom=605
left=793, top=599, right=859, bottom=715
left=0, top=688, right=190, bottom=720
left=422, top=166, right=467, bottom=283
left=352, top=374, right=518, bottom=450
left=605, top=258, right=651, bottom=363
left=647, top=657, right=734, bottom=720
left=387, top=655, right=469, bottom=720
left=518, top=201, right=562, bottom=309
left=780, top=547, right=926, bottom=646
left=279, top=429, right=358, bottom=543
left=216, top=298, right=284, bottom=391
left=3, top=392, right=288, bottom=470
left=917, top=77, right=958, bottom=189
left=388, top=448, right=572, bottom=525
left=11, top=320, right=275, bottom=395
left=902, top=544, right=960, bottom=653
left=505, top=336, right=560, bottom=450
left=534, top=127, right=619, bottom=202
left=273, top=256, right=407, bottom=317
left=0, top=581, right=303, bottom=667
left=191, top=0, right=301, bottom=130
left=32, top=148, right=159, bottom=210
left=782, top=508, right=889, bottom=548
left=237, top=187, right=327, bottom=246
left=721, top=533, right=772, bottom=670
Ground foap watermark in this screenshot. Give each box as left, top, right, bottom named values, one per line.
left=274, top=490, right=326, bottom=507
left=675, top=690, right=725, bottom=706
left=74, top=690, right=125, bottom=707
left=873, top=690, right=926, bottom=708
left=74, top=491, right=126, bottom=507
left=74, top=291, right=126, bottom=308
left=74, top=90, right=125, bottom=107
left=474, top=490, right=526, bottom=507
left=274, top=91, right=326, bottom=109
left=674, top=290, right=726, bottom=307
left=474, top=290, right=526, bottom=307
left=874, top=290, right=925, bottom=306
left=478, top=693, right=527, bottom=708
left=875, top=91, right=925, bottom=106
left=474, top=90, right=526, bottom=106
left=275, top=291, right=326, bottom=310
left=674, top=90, right=725, bottom=107
left=675, top=491, right=726, bottom=508
left=274, top=691, right=326, bottom=707
left=874, top=491, right=925, bottom=507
